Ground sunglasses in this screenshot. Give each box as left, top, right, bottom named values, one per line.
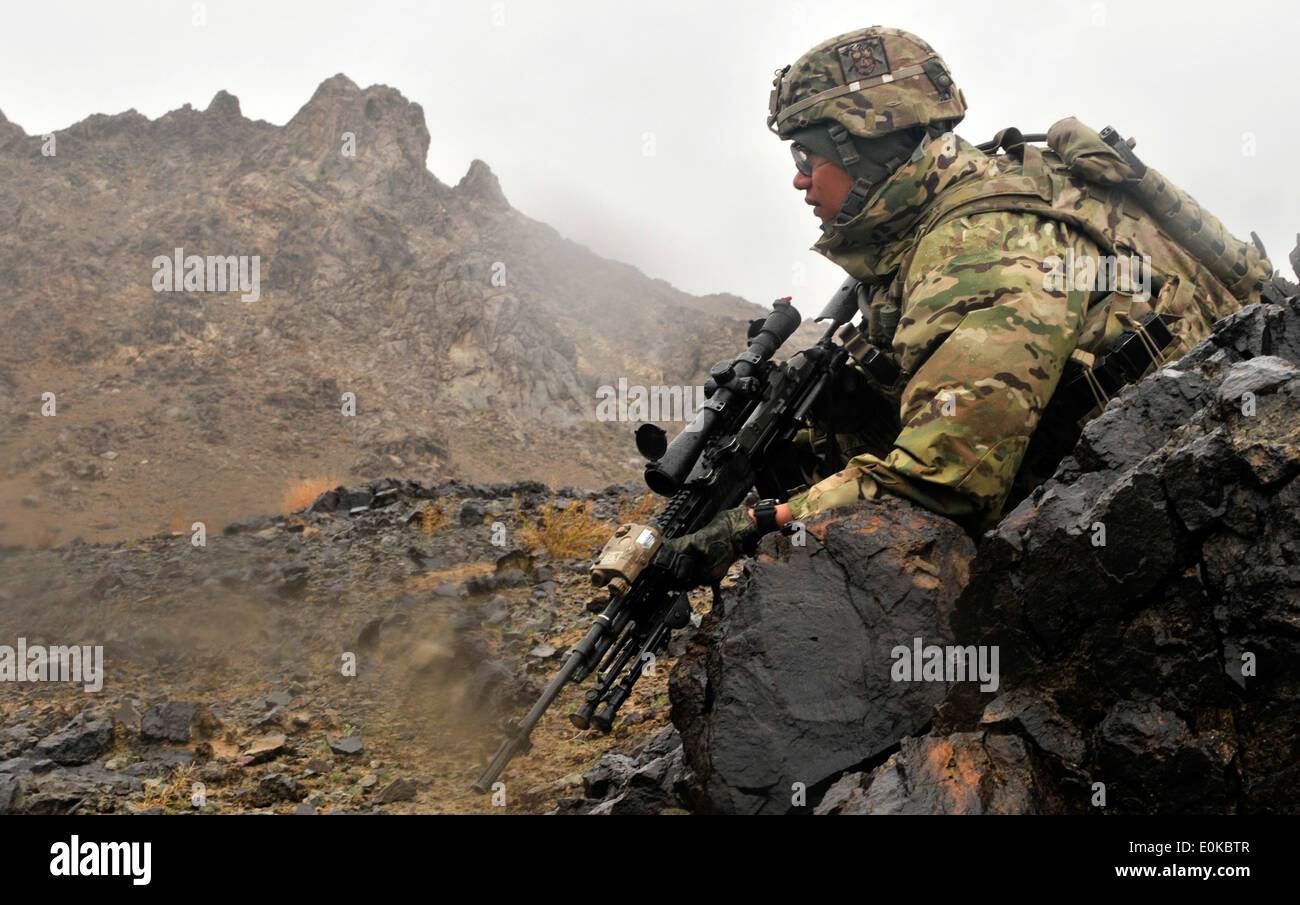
left=790, top=142, right=816, bottom=177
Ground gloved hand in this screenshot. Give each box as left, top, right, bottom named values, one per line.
left=660, top=506, right=761, bottom=587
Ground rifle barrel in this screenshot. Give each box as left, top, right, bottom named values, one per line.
left=471, top=646, right=584, bottom=793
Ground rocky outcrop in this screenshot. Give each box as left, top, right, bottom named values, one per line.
left=456, top=159, right=510, bottom=208
left=942, top=299, right=1300, bottom=814
left=654, top=299, right=1300, bottom=815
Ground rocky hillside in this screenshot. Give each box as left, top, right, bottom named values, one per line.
left=0, top=75, right=778, bottom=547
left=0, top=477, right=713, bottom=814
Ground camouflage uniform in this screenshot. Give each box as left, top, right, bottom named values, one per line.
left=784, top=134, right=1107, bottom=532
left=770, top=28, right=1263, bottom=535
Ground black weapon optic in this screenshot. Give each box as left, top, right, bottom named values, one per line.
left=641, top=298, right=802, bottom=496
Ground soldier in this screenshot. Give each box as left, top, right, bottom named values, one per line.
left=664, top=25, right=1277, bottom=583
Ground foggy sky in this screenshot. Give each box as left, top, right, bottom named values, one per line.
left=2, top=0, right=1296, bottom=319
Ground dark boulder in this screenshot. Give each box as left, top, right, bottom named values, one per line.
left=140, top=701, right=200, bottom=743
left=33, top=712, right=115, bottom=765
left=669, top=496, right=977, bottom=814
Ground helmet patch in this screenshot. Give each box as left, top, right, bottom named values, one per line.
left=836, top=37, right=889, bottom=81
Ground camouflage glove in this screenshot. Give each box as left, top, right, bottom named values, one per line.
left=661, top=507, right=761, bottom=587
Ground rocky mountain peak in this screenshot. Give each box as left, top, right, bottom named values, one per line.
left=204, top=89, right=242, bottom=119
left=286, top=73, right=431, bottom=171
left=455, top=158, right=508, bottom=206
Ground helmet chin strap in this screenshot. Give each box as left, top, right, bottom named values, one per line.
left=833, top=177, right=878, bottom=223
left=831, top=126, right=941, bottom=224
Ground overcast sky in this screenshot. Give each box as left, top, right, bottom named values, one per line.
left=3, top=0, right=1296, bottom=319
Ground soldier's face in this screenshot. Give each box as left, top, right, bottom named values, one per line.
left=793, top=151, right=855, bottom=224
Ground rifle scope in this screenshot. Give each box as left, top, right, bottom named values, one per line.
left=643, top=299, right=801, bottom=496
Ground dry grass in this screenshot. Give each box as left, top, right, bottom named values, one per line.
left=282, top=476, right=343, bottom=514
left=516, top=494, right=611, bottom=560
left=140, top=761, right=198, bottom=811
left=616, top=490, right=660, bottom=526
left=411, top=503, right=450, bottom=536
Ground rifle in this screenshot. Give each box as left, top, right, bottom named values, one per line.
left=472, top=277, right=864, bottom=793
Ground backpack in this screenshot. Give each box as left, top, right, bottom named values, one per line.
left=865, top=118, right=1279, bottom=509
left=887, top=118, right=1274, bottom=376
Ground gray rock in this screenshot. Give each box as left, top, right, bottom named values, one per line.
left=197, top=763, right=230, bottom=784
left=111, top=701, right=142, bottom=731
left=482, top=597, right=511, bottom=626
left=463, top=574, right=498, bottom=596
left=375, top=777, right=417, bottom=803
left=458, top=500, right=487, bottom=526
left=0, top=726, right=33, bottom=759
left=495, top=568, right=529, bottom=588
left=14, top=763, right=141, bottom=814
left=328, top=735, right=364, bottom=757
left=251, top=772, right=300, bottom=806
left=812, top=771, right=868, bottom=815
left=122, top=748, right=194, bottom=777
left=577, top=727, right=688, bottom=815
left=462, top=659, right=521, bottom=713
left=140, top=701, right=199, bottom=743
left=273, top=560, right=311, bottom=598
left=1215, top=354, right=1300, bottom=404
left=522, top=615, right=552, bottom=632
left=244, top=732, right=287, bottom=764
left=34, top=713, right=115, bottom=765
left=263, top=690, right=293, bottom=708
left=980, top=690, right=1086, bottom=765
left=0, top=757, right=56, bottom=774
left=0, top=774, right=19, bottom=814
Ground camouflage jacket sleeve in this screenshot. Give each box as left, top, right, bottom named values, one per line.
left=787, top=211, right=1103, bottom=534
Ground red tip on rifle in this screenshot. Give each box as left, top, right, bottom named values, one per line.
left=777, top=296, right=792, bottom=301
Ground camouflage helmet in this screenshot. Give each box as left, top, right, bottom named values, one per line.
left=767, top=26, right=966, bottom=141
